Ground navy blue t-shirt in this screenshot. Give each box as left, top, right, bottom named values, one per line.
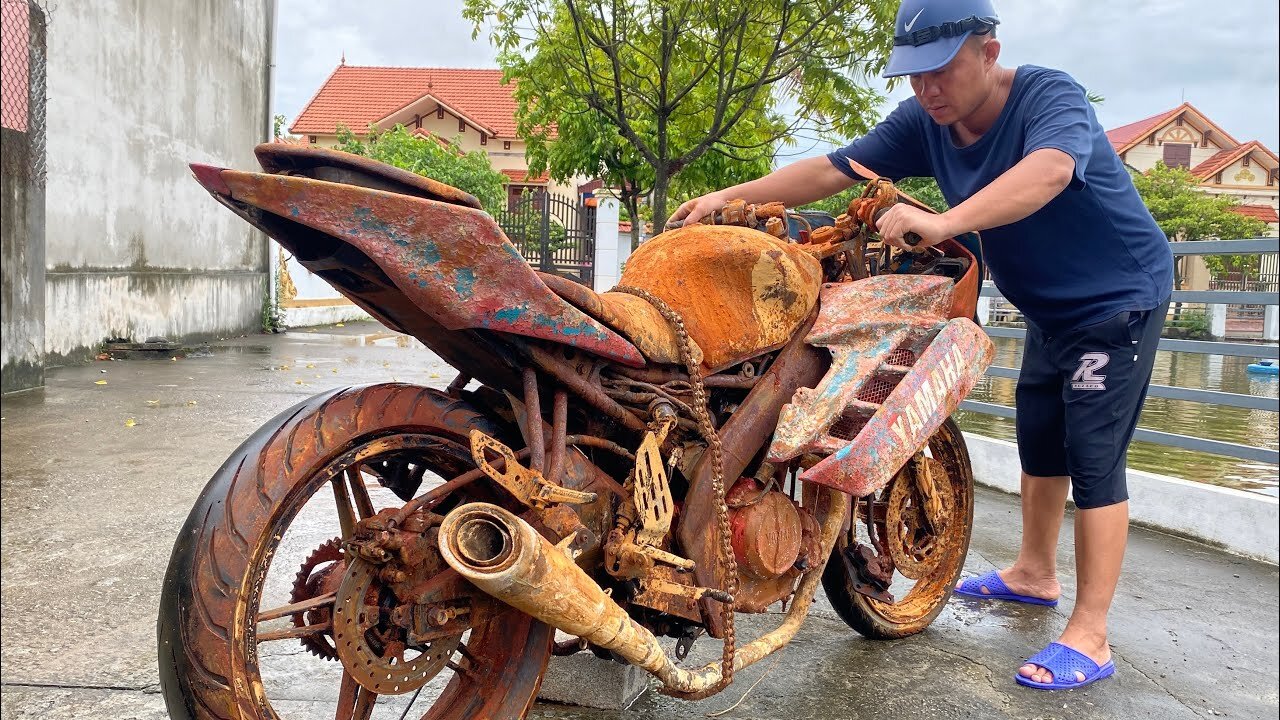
left=827, top=65, right=1173, bottom=334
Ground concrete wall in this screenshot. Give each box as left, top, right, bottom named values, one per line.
left=964, top=433, right=1279, bottom=564
left=42, top=0, right=274, bottom=363
left=1, top=3, right=45, bottom=393
left=1, top=129, right=45, bottom=392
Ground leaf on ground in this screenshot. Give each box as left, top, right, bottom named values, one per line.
left=145, top=400, right=159, bottom=406
left=295, top=379, right=307, bottom=385
left=429, top=373, right=440, bottom=379
left=186, top=400, right=198, bottom=406
left=124, top=418, right=137, bottom=427
left=331, top=368, right=338, bottom=373
left=305, top=363, right=315, bottom=369
left=335, top=323, right=345, bottom=327
left=94, top=380, right=108, bottom=385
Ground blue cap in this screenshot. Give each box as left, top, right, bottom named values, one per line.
left=883, top=0, right=1000, bottom=78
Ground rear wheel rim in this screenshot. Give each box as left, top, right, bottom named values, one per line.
left=242, top=432, right=550, bottom=720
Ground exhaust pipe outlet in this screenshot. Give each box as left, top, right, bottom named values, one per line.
left=438, top=496, right=847, bottom=695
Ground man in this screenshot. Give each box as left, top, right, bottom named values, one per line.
left=669, top=0, right=1173, bottom=691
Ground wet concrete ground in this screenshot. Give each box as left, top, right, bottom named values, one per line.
left=1, top=321, right=1276, bottom=720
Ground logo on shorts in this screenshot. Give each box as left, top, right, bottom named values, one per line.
left=1071, top=352, right=1109, bottom=391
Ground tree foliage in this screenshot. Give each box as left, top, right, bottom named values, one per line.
left=464, top=0, right=897, bottom=232
left=1131, top=162, right=1267, bottom=285
left=333, top=124, right=509, bottom=212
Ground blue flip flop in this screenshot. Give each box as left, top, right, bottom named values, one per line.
left=953, top=570, right=1059, bottom=607
left=1015, top=642, right=1115, bottom=690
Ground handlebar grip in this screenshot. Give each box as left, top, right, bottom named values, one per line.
left=873, top=207, right=922, bottom=247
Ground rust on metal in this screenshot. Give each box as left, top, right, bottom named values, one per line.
left=526, top=345, right=648, bottom=432
left=633, top=415, right=678, bottom=546
left=546, top=389, right=568, bottom=486
left=800, top=318, right=993, bottom=497
left=539, top=271, right=702, bottom=367
left=522, top=368, right=546, bottom=473
left=679, top=310, right=827, bottom=638
left=469, top=430, right=598, bottom=508
left=607, top=225, right=822, bottom=371
left=768, top=274, right=958, bottom=463
left=254, top=143, right=484, bottom=209
left=885, top=455, right=955, bottom=580
left=438, top=491, right=846, bottom=697
left=192, top=165, right=646, bottom=366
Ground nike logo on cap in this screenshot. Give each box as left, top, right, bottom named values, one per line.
left=905, top=8, right=925, bottom=32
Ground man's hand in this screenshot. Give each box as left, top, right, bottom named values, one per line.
left=875, top=204, right=956, bottom=251
left=667, top=191, right=730, bottom=228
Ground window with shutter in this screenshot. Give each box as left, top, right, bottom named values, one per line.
left=1162, top=143, right=1192, bottom=169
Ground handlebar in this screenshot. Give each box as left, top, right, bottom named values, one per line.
left=873, top=207, right=922, bottom=247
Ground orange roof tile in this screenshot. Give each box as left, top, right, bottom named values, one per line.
left=1191, top=140, right=1279, bottom=180
left=1106, top=102, right=1242, bottom=155
left=501, top=169, right=549, bottom=184
left=1229, top=204, right=1279, bottom=224
left=1106, top=106, right=1184, bottom=151
left=291, top=65, right=522, bottom=138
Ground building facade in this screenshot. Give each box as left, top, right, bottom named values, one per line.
left=1107, top=103, right=1279, bottom=294
left=1108, top=102, right=1279, bottom=232
left=289, top=64, right=588, bottom=202
left=2, top=0, right=276, bottom=392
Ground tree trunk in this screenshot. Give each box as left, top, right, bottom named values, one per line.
left=651, top=169, right=671, bottom=236
left=622, top=192, right=642, bottom=251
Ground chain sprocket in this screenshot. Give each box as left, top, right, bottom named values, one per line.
left=615, top=285, right=738, bottom=700
left=289, top=537, right=345, bottom=660
left=885, top=457, right=955, bottom=580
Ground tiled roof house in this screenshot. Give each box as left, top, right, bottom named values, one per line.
left=290, top=63, right=584, bottom=204
left=1106, top=102, right=1279, bottom=231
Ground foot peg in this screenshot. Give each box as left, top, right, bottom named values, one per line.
left=469, top=431, right=597, bottom=508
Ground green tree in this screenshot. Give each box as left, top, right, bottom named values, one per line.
left=333, top=124, right=509, bottom=213
left=465, top=0, right=897, bottom=232
left=1131, top=162, right=1266, bottom=296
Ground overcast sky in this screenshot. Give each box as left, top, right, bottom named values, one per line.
left=273, top=0, right=1279, bottom=165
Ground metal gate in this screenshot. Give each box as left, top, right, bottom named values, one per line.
left=496, top=191, right=595, bottom=287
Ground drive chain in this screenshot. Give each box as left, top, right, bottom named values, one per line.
left=615, top=285, right=739, bottom=699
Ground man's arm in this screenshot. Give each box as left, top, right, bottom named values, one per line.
left=876, top=148, right=1075, bottom=250
left=668, top=155, right=858, bottom=227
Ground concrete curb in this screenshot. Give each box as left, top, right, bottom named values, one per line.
left=963, top=433, right=1279, bottom=565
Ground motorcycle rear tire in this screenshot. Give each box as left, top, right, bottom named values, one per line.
left=157, top=383, right=553, bottom=720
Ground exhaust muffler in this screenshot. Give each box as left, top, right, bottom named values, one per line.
left=437, top=493, right=846, bottom=695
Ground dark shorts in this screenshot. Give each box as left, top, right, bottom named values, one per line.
left=1015, top=299, right=1169, bottom=509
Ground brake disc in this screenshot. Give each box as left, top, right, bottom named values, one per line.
left=885, top=457, right=954, bottom=581
left=333, top=558, right=461, bottom=695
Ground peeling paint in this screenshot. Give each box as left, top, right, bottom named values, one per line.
left=203, top=166, right=645, bottom=367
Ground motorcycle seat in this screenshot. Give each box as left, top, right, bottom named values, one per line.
left=540, top=225, right=822, bottom=372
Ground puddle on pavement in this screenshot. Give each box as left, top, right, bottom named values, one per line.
left=289, top=330, right=425, bottom=349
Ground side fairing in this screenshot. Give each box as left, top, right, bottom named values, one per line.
left=768, top=275, right=994, bottom=497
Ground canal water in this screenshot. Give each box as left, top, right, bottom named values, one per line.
left=956, top=337, right=1280, bottom=497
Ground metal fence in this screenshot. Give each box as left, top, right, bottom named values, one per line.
left=964, top=237, right=1280, bottom=465
left=1, top=0, right=47, bottom=181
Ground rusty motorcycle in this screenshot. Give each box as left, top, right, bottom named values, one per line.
left=158, top=144, right=994, bottom=719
